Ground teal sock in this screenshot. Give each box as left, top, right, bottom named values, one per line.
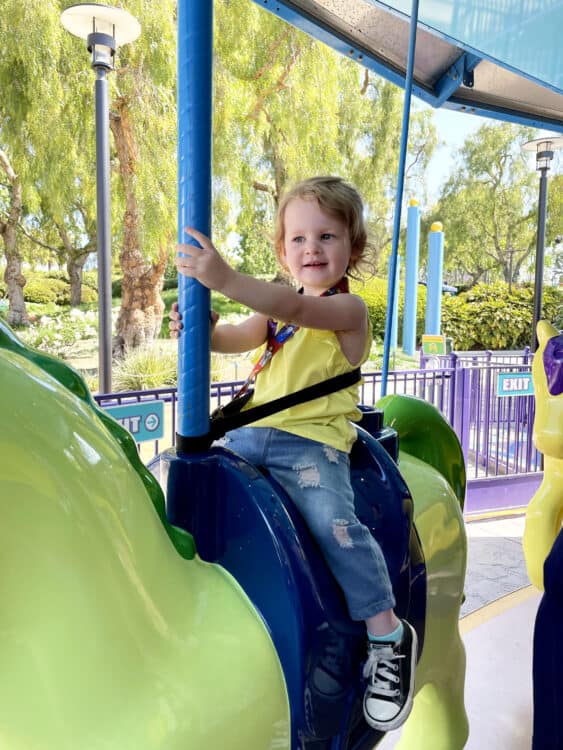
left=368, top=621, right=404, bottom=644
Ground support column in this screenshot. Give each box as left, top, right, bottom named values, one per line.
left=402, top=199, right=420, bottom=355
left=425, top=222, right=444, bottom=335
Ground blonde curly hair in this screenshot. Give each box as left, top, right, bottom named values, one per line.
left=272, top=176, right=376, bottom=280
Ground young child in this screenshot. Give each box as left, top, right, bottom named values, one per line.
left=173, top=176, right=417, bottom=731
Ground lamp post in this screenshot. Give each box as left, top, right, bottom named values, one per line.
left=61, top=3, right=140, bottom=393
left=523, top=135, right=563, bottom=351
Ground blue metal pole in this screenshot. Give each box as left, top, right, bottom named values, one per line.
left=402, top=199, right=420, bottom=356
left=425, top=222, right=444, bottom=335
left=390, top=254, right=401, bottom=352
left=176, top=0, right=213, bottom=449
left=381, top=0, right=419, bottom=397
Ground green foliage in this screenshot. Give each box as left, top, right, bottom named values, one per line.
left=22, top=273, right=97, bottom=305
left=112, top=279, right=123, bottom=298
left=17, top=308, right=98, bottom=358
left=158, top=285, right=248, bottom=340
left=547, top=174, right=563, bottom=244
left=23, top=277, right=67, bottom=305
left=82, top=271, right=98, bottom=291
left=354, top=276, right=563, bottom=351
left=352, top=276, right=427, bottom=340
left=212, top=0, right=437, bottom=273
left=112, top=345, right=178, bottom=392
left=426, top=123, right=538, bottom=286
left=96, top=0, right=177, bottom=274
left=111, top=340, right=243, bottom=389
left=353, top=277, right=388, bottom=340
left=79, top=286, right=98, bottom=305
left=441, top=282, right=563, bottom=349
left=159, top=287, right=178, bottom=339
left=212, top=292, right=248, bottom=318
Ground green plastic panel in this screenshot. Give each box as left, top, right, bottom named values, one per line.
left=378, top=393, right=466, bottom=509
left=0, top=325, right=290, bottom=749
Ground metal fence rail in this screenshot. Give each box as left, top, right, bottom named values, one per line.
left=420, top=347, right=532, bottom=369
left=452, top=364, right=540, bottom=478
left=94, top=357, right=541, bottom=483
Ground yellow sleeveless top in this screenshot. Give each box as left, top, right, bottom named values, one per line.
left=244, top=320, right=371, bottom=453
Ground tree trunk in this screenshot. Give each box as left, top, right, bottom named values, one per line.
left=67, top=253, right=89, bottom=307
left=56, top=222, right=93, bottom=308
left=0, top=149, right=27, bottom=326
left=110, top=100, right=166, bottom=357
left=113, top=247, right=167, bottom=356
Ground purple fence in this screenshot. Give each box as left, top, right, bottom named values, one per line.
left=94, top=354, right=541, bottom=485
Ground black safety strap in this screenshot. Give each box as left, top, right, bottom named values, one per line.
left=209, top=367, right=361, bottom=441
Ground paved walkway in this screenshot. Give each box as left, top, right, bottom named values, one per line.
left=461, top=514, right=529, bottom=616
left=380, top=512, right=539, bottom=750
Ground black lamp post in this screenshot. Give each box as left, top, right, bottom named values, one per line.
left=61, top=3, right=140, bottom=393
left=523, top=135, right=563, bottom=351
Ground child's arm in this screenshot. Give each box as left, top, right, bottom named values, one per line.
left=169, top=302, right=268, bottom=354
left=211, top=313, right=269, bottom=353
left=176, top=228, right=366, bottom=334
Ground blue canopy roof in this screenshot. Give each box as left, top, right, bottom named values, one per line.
left=254, top=0, right=563, bottom=132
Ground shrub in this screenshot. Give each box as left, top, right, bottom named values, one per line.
left=353, top=277, right=563, bottom=351
left=352, top=277, right=388, bottom=339
left=23, top=278, right=66, bottom=304
left=112, top=278, right=123, bottom=297
left=351, top=276, right=427, bottom=341
left=82, top=271, right=98, bottom=291
left=442, top=282, right=563, bottom=350
left=80, top=286, right=98, bottom=304
left=112, top=345, right=178, bottom=391
left=18, top=308, right=100, bottom=358
left=56, top=284, right=98, bottom=305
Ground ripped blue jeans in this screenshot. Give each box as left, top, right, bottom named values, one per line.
left=222, top=426, right=395, bottom=621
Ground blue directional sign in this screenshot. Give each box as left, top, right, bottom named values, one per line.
left=104, top=401, right=165, bottom=442
left=497, top=372, right=534, bottom=398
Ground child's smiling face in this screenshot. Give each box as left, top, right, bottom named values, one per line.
left=281, top=198, right=355, bottom=295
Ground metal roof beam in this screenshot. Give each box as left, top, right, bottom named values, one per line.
left=433, top=52, right=481, bottom=106
left=251, top=0, right=438, bottom=102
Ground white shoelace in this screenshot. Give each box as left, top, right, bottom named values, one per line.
left=363, top=644, right=403, bottom=698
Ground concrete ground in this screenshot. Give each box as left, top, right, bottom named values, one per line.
left=461, top=514, right=529, bottom=616
left=380, top=513, right=540, bottom=750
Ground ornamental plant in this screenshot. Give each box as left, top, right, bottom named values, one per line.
left=18, top=308, right=109, bottom=358
left=441, top=282, right=563, bottom=350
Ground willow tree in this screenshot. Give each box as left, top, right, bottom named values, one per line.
left=98, top=0, right=177, bottom=356
left=430, top=123, right=537, bottom=287
left=213, top=0, right=436, bottom=276
left=547, top=172, right=562, bottom=243
left=0, top=0, right=100, bottom=323
left=0, top=0, right=70, bottom=324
